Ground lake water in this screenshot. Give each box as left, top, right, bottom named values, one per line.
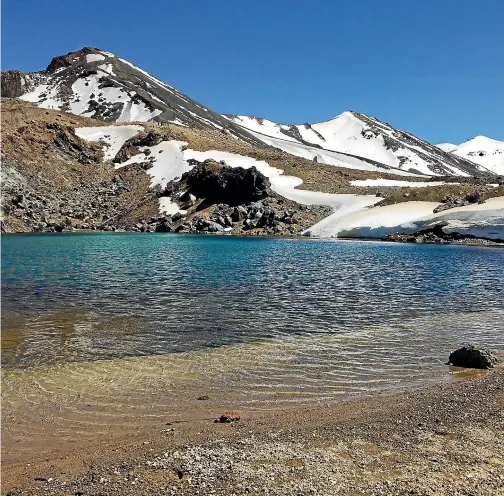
left=2, top=233, right=504, bottom=401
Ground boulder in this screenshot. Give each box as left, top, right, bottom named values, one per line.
left=214, top=412, right=240, bottom=423
left=207, top=221, right=224, bottom=233
left=231, top=206, right=247, bottom=222
left=448, top=345, right=498, bottom=369
left=155, top=219, right=173, bottom=232
left=434, top=190, right=484, bottom=214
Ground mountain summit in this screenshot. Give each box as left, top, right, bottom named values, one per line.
left=437, top=136, right=504, bottom=176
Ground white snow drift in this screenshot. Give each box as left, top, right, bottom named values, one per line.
left=75, top=125, right=144, bottom=160
left=77, top=124, right=504, bottom=240
left=350, top=179, right=448, bottom=187
left=307, top=197, right=504, bottom=240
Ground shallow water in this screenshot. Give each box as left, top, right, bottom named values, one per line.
left=2, top=233, right=504, bottom=399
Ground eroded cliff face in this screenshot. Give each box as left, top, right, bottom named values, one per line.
left=1, top=70, right=26, bottom=98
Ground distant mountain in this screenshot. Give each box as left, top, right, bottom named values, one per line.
left=1, top=47, right=262, bottom=145
left=224, top=113, right=493, bottom=177
left=436, top=143, right=457, bottom=153
left=1, top=46, right=496, bottom=178
left=437, top=136, right=504, bottom=176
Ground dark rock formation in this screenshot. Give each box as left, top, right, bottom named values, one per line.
left=170, top=160, right=272, bottom=207
left=448, top=345, right=498, bottom=369
left=382, top=224, right=502, bottom=245
left=214, top=412, right=240, bottom=423
left=1, top=70, right=25, bottom=98
left=434, top=190, right=484, bottom=214
left=46, top=47, right=97, bottom=73
left=114, top=131, right=165, bottom=163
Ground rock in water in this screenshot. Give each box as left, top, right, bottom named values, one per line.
left=448, top=345, right=498, bottom=369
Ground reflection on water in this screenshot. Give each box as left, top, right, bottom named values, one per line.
left=2, top=234, right=504, bottom=387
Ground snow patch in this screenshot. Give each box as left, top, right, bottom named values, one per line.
left=98, top=63, right=115, bottom=75
left=75, top=125, right=144, bottom=161
left=117, top=140, right=192, bottom=189
left=159, top=197, right=186, bottom=216
left=117, top=100, right=162, bottom=123
left=86, top=54, right=105, bottom=63
left=449, top=136, right=504, bottom=175
left=307, top=196, right=504, bottom=240
left=436, top=143, right=457, bottom=153
left=350, top=179, right=448, bottom=188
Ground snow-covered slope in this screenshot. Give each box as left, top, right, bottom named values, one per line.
left=225, top=112, right=492, bottom=177
left=77, top=124, right=380, bottom=218
left=304, top=197, right=504, bottom=241
left=438, top=136, right=504, bottom=176
left=243, top=129, right=422, bottom=177
left=436, top=143, right=457, bottom=153
left=73, top=123, right=504, bottom=241
left=9, top=47, right=262, bottom=145
left=5, top=46, right=497, bottom=179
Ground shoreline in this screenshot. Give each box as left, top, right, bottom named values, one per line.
left=3, top=367, right=503, bottom=495
left=3, top=228, right=504, bottom=248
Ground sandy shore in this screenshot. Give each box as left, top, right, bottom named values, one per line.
left=2, top=366, right=503, bottom=495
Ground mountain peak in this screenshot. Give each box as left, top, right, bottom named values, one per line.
left=225, top=112, right=494, bottom=177
left=4, top=47, right=261, bottom=145
left=46, top=47, right=113, bottom=73
left=437, top=136, right=504, bottom=175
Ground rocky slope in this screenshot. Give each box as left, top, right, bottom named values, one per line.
left=1, top=47, right=262, bottom=145
left=0, top=100, right=161, bottom=233
left=0, top=100, right=331, bottom=235
left=224, top=113, right=494, bottom=177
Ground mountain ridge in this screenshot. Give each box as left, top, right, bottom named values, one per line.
left=1, top=46, right=496, bottom=179
left=224, top=112, right=495, bottom=177
left=1, top=47, right=264, bottom=146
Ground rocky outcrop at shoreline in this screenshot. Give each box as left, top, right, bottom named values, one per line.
left=448, top=345, right=498, bottom=369
left=382, top=224, right=504, bottom=246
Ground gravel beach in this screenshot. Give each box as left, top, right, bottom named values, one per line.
left=3, top=367, right=503, bottom=495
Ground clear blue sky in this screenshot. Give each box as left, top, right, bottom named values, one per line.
left=2, top=0, right=503, bottom=144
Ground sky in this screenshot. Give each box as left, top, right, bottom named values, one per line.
left=2, top=0, right=503, bottom=144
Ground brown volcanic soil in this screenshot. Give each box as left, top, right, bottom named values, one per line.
left=2, top=100, right=502, bottom=236
left=2, top=365, right=503, bottom=495
left=1, top=99, right=160, bottom=232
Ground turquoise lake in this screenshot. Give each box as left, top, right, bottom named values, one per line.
left=2, top=233, right=504, bottom=394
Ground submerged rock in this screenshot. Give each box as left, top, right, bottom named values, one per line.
left=448, top=345, right=498, bottom=369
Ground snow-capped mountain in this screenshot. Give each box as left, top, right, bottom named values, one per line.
left=437, top=136, right=504, bottom=176
left=436, top=143, right=457, bottom=153
left=1, top=46, right=496, bottom=178
left=224, top=113, right=493, bottom=177
left=2, top=47, right=261, bottom=145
